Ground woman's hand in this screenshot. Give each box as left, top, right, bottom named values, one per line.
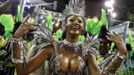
left=106, top=32, right=127, bottom=56
left=13, top=17, right=37, bottom=38
left=106, top=32, right=123, bottom=44
left=103, top=32, right=127, bottom=74
left=18, top=22, right=36, bottom=32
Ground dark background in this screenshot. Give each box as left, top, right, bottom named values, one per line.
left=0, top=0, right=134, bottom=25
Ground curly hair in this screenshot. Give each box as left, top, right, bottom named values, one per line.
left=12, top=22, right=21, bottom=34
left=98, top=25, right=109, bottom=40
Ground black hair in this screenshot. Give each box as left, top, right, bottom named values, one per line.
left=61, top=30, right=66, bottom=40
left=82, top=30, right=88, bottom=37
left=126, top=43, right=132, bottom=51
left=98, top=25, right=109, bottom=40
left=12, top=22, right=22, bottom=34
left=0, top=23, right=5, bottom=36
left=22, top=29, right=36, bottom=41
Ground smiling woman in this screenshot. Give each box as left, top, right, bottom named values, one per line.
left=12, top=13, right=92, bottom=75
left=11, top=0, right=128, bottom=75
left=65, top=15, right=84, bottom=38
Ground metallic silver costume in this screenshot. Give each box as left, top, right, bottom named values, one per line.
left=26, top=24, right=98, bottom=75
left=25, top=0, right=127, bottom=74
left=27, top=39, right=98, bottom=75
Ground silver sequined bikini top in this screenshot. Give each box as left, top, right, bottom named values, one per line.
left=47, top=40, right=98, bottom=75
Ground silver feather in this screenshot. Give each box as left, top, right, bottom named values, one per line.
left=32, top=25, right=54, bottom=45
left=63, top=0, right=85, bottom=17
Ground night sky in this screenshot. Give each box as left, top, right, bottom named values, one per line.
left=0, top=0, right=133, bottom=21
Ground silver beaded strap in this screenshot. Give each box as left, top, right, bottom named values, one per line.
left=116, top=51, right=127, bottom=60
left=11, top=37, right=24, bottom=64
left=12, top=58, right=23, bottom=63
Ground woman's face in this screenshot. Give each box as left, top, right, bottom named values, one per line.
left=66, top=15, right=84, bottom=35
left=99, top=39, right=109, bottom=55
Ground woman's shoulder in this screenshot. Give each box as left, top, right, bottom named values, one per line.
left=39, top=41, right=55, bottom=49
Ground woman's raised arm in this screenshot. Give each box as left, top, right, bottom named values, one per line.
left=12, top=20, right=54, bottom=75
left=104, top=32, right=128, bottom=74
left=13, top=41, right=54, bottom=75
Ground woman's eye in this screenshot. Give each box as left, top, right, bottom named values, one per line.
left=69, top=19, right=74, bottom=22
left=78, top=20, right=82, bottom=23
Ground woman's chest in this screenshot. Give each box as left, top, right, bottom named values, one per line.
left=52, top=45, right=85, bottom=74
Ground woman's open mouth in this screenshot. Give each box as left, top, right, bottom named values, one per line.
left=72, top=27, right=78, bottom=31
left=72, top=25, right=79, bottom=31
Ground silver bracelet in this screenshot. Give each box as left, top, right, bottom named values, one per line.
left=13, top=38, right=21, bottom=42
left=117, top=52, right=127, bottom=59
left=12, top=58, right=23, bottom=63
left=11, top=37, right=24, bottom=64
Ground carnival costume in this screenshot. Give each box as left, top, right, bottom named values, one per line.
left=12, top=0, right=127, bottom=75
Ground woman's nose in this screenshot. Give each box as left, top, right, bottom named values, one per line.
left=73, top=20, right=79, bottom=25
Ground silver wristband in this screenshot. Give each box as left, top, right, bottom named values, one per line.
left=117, top=52, right=127, bottom=59
left=11, top=37, right=24, bottom=64
left=12, top=58, right=23, bottom=63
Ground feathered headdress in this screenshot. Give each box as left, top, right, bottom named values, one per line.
left=63, top=0, right=85, bottom=17
left=0, top=14, right=14, bottom=38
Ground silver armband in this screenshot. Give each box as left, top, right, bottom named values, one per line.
left=12, top=58, right=23, bottom=63
left=12, top=38, right=21, bottom=42
left=117, top=52, right=127, bottom=59
left=11, top=37, right=24, bottom=64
